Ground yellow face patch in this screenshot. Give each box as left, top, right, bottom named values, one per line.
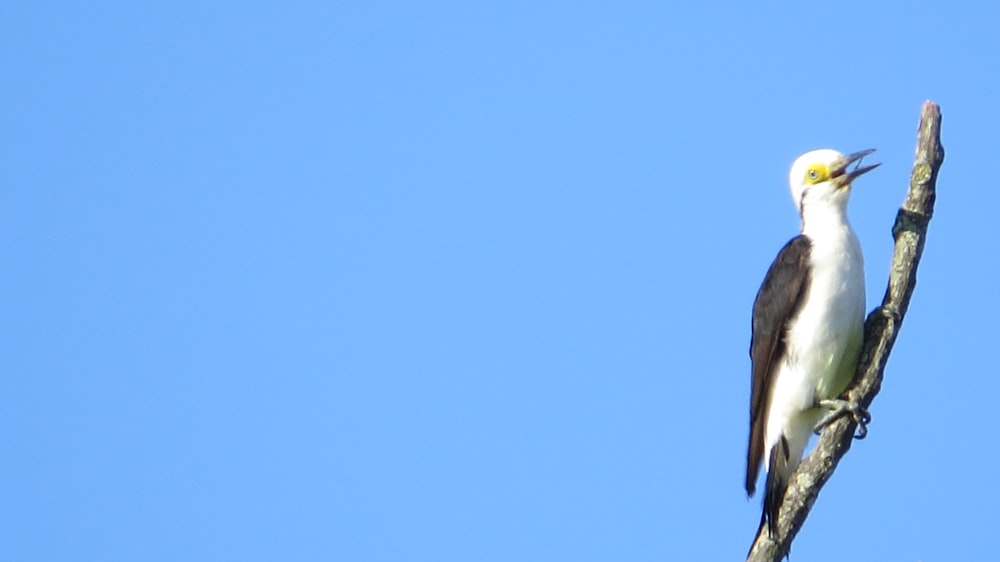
left=804, top=163, right=830, bottom=184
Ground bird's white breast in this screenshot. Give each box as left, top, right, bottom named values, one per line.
left=786, top=224, right=865, bottom=402
left=762, top=223, right=865, bottom=473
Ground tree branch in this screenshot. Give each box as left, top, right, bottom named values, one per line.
left=746, top=102, right=945, bottom=562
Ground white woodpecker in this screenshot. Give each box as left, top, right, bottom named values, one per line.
left=746, top=148, right=880, bottom=537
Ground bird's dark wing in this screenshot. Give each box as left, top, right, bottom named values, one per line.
left=746, top=235, right=812, bottom=496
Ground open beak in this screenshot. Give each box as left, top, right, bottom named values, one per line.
left=831, top=148, right=880, bottom=188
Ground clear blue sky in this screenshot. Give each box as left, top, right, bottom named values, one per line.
left=3, top=2, right=997, bottom=560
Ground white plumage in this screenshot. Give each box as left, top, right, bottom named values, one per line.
left=764, top=149, right=866, bottom=476
left=746, top=148, right=879, bottom=536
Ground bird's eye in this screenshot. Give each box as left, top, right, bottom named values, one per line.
left=804, top=165, right=828, bottom=184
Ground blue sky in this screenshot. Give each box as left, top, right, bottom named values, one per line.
left=3, top=2, right=997, bottom=560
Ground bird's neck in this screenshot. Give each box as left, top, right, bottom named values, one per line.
left=800, top=204, right=853, bottom=244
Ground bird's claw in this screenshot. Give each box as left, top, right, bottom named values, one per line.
left=813, top=398, right=871, bottom=439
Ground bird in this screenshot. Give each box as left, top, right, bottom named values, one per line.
left=745, top=148, right=880, bottom=538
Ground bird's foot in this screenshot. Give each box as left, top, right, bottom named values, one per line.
left=813, top=398, right=871, bottom=439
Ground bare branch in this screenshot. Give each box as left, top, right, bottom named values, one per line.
left=746, top=102, right=945, bottom=561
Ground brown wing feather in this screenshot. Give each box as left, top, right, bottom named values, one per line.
left=746, top=235, right=812, bottom=496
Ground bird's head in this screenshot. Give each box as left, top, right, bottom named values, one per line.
left=788, top=149, right=880, bottom=215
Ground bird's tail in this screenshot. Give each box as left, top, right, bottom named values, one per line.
left=747, top=436, right=793, bottom=559
left=761, top=435, right=793, bottom=537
